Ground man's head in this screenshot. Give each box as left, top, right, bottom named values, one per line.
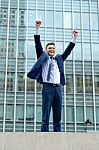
left=45, top=42, right=56, bottom=56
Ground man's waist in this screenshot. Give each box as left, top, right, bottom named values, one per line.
left=43, top=82, right=61, bottom=87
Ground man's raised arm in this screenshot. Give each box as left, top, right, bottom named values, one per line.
left=61, top=30, right=78, bottom=61
left=34, top=20, right=43, bottom=59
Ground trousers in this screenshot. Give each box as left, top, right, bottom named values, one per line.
left=41, top=83, right=62, bottom=132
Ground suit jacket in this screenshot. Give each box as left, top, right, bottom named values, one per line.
left=27, top=35, right=75, bottom=86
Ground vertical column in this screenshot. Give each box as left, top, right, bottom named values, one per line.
left=44, top=0, right=47, bottom=44
left=24, top=0, right=28, bottom=132
left=53, top=0, right=56, bottom=42
left=34, top=0, right=38, bottom=132
left=71, top=0, right=76, bottom=132
left=89, top=0, right=96, bottom=131
left=13, top=0, right=19, bottom=132
left=3, top=0, right=10, bottom=132
left=80, top=0, right=86, bottom=128
left=62, top=0, right=67, bottom=132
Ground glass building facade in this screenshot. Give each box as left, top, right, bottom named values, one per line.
left=0, top=0, right=99, bottom=132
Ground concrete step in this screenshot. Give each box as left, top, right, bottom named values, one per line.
left=0, top=132, right=99, bottom=150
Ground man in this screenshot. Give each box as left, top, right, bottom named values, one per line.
left=27, top=20, right=78, bottom=132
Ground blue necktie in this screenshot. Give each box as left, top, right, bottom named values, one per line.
left=47, top=57, right=54, bottom=81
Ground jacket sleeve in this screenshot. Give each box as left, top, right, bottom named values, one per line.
left=34, top=35, right=43, bottom=59
left=61, top=42, right=75, bottom=61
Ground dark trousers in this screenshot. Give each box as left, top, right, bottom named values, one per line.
left=41, top=83, right=62, bottom=132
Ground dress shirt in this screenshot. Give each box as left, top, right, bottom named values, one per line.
left=42, top=56, right=60, bottom=84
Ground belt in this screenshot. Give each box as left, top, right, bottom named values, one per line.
left=43, top=82, right=61, bottom=87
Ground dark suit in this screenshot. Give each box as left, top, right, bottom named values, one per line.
left=27, top=35, right=75, bottom=132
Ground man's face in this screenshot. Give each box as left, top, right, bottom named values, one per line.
left=45, top=44, right=56, bottom=56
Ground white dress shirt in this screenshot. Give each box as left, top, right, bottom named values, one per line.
left=42, top=56, right=60, bottom=84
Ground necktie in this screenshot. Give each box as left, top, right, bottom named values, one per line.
left=47, top=57, right=54, bottom=81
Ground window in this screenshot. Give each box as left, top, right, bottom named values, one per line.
left=66, top=75, right=74, bottom=93
left=66, top=106, right=74, bottom=122
left=83, top=43, right=91, bottom=61
left=64, top=12, right=71, bottom=29
left=55, top=11, right=62, bottom=28
left=85, top=75, right=93, bottom=93
left=17, top=73, right=25, bottom=91
left=0, top=105, right=3, bottom=120
left=94, top=75, right=99, bottom=94
left=5, top=104, right=14, bottom=120
left=74, top=12, right=81, bottom=29
left=91, top=13, right=98, bottom=30
left=82, top=13, right=89, bottom=29
left=86, top=106, right=94, bottom=123
left=96, top=107, right=99, bottom=122
left=26, top=105, right=34, bottom=121
left=74, top=43, right=82, bottom=60
left=16, top=105, right=24, bottom=121
left=76, top=75, right=83, bottom=93
left=93, top=44, right=99, bottom=61
left=76, top=106, right=84, bottom=122
left=46, top=11, right=54, bottom=28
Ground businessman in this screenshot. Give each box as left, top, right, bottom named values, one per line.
left=27, top=20, right=78, bottom=132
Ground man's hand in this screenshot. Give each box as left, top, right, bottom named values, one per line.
left=35, top=20, right=41, bottom=29
left=73, top=30, right=78, bottom=39
left=71, top=30, right=78, bottom=43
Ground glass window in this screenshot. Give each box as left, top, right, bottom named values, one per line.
left=64, top=0, right=72, bottom=11
left=66, top=75, right=74, bottom=93
left=28, top=10, right=35, bottom=27
left=82, top=0, right=89, bottom=12
left=91, top=1, right=98, bottom=13
left=94, top=75, right=99, bottom=94
left=66, top=106, right=74, bottom=122
left=16, top=105, right=24, bottom=120
left=0, top=105, right=3, bottom=120
left=86, top=106, right=94, bottom=122
left=26, top=105, right=34, bottom=121
left=74, top=12, right=81, bottom=29
left=82, top=13, right=89, bottom=29
left=91, top=13, right=98, bottom=30
left=37, top=0, right=45, bottom=10
left=55, top=11, right=62, bottom=28
left=47, top=0, right=54, bottom=10
left=93, top=44, right=99, bottom=61
left=5, top=105, right=14, bottom=120
left=74, top=43, right=82, bottom=60
left=55, top=0, right=62, bottom=11
left=76, top=106, right=84, bottom=122
left=18, top=40, right=25, bottom=58
left=7, top=72, right=15, bottom=91
left=36, top=105, right=42, bottom=122
left=27, top=79, right=35, bottom=91
left=64, top=12, right=71, bottom=29
left=73, top=0, right=80, bottom=12
left=76, top=75, right=83, bottom=93
left=96, top=107, right=99, bottom=122
left=55, top=41, right=63, bottom=54
left=83, top=43, right=91, bottom=61
left=85, top=75, right=93, bottom=93
left=0, top=72, right=5, bottom=91
left=17, top=73, right=25, bottom=91
left=27, top=40, right=35, bottom=58
left=46, top=11, right=54, bottom=28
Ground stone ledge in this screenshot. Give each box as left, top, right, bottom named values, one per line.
left=0, top=132, right=99, bottom=150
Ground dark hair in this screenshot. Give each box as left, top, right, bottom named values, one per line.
left=45, top=42, right=55, bottom=49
